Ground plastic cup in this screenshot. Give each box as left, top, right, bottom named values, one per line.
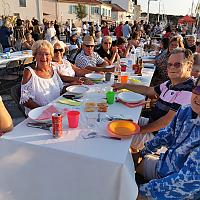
left=105, top=72, right=112, bottom=81
left=121, top=65, right=127, bottom=72
left=121, top=75, right=128, bottom=84
left=67, top=110, right=80, bottom=128
left=106, top=91, right=115, bottom=104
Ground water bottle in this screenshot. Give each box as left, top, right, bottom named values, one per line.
left=114, top=62, right=121, bottom=83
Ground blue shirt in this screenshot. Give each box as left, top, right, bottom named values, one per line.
left=140, top=106, right=200, bottom=200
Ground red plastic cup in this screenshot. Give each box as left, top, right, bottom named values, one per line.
left=67, top=111, right=80, bottom=128
left=121, top=65, right=127, bottom=72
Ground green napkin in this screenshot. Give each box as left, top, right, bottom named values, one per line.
left=58, top=98, right=81, bottom=106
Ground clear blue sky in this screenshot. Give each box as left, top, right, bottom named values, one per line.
left=138, top=0, right=199, bottom=16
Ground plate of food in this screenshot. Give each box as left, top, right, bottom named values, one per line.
left=107, top=120, right=140, bottom=138
left=28, top=105, right=59, bottom=122
left=66, top=85, right=89, bottom=94
left=85, top=73, right=104, bottom=81
left=117, top=92, right=145, bottom=103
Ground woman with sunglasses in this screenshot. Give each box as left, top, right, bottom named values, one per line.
left=52, top=40, right=93, bottom=85
left=20, top=40, right=63, bottom=114
left=136, top=76, right=200, bottom=200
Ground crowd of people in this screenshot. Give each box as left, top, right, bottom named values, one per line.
left=0, top=16, right=200, bottom=200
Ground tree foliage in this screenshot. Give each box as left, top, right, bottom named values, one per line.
left=75, top=4, right=87, bottom=21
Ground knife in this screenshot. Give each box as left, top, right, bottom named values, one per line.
left=27, top=122, right=52, bottom=130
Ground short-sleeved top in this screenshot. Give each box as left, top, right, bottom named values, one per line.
left=52, top=59, right=75, bottom=77
left=75, top=50, right=104, bottom=69
left=150, top=78, right=195, bottom=122
left=20, top=66, right=63, bottom=114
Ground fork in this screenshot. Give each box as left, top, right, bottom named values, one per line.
left=82, top=132, right=121, bottom=140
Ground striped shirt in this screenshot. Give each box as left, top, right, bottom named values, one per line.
left=75, top=50, right=104, bottom=69
left=150, top=78, right=195, bottom=122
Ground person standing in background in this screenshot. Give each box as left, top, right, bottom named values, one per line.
left=122, top=21, right=132, bottom=39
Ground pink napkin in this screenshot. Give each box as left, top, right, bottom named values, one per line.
left=116, top=99, right=146, bottom=108
left=36, top=105, right=59, bottom=120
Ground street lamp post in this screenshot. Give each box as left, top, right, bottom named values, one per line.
left=147, top=0, right=159, bottom=23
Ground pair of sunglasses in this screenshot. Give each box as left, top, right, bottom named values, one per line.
left=192, top=85, right=200, bottom=95
left=85, top=45, right=94, bottom=48
left=54, top=48, right=64, bottom=53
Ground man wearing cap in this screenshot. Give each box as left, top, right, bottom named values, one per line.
left=75, top=35, right=112, bottom=72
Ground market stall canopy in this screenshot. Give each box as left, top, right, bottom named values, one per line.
left=178, top=15, right=196, bottom=24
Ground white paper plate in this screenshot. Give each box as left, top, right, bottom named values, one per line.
left=28, top=105, right=52, bottom=122
left=117, top=92, right=145, bottom=103
left=66, top=85, right=89, bottom=94
left=85, top=73, right=104, bottom=80
left=105, top=65, right=114, bottom=69
left=129, top=76, right=149, bottom=84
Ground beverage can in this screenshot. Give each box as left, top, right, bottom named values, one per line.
left=52, top=113, right=63, bottom=138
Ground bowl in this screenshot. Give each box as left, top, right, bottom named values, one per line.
left=107, top=120, right=140, bottom=138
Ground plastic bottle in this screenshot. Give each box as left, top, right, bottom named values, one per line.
left=114, top=61, right=121, bottom=83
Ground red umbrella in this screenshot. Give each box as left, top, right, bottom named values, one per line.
left=178, top=15, right=196, bottom=24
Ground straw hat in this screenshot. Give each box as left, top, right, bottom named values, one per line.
left=83, top=35, right=95, bottom=45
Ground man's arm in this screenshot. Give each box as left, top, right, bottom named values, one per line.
left=139, top=146, right=200, bottom=200
left=85, top=65, right=114, bottom=72
left=140, top=109, right=176, bottom=134
left=112, top=83, right=158, bottom=98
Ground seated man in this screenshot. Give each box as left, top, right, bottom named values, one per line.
left=96, top=36, right=120, bottom=65
left=0, top=96, right=13, bottom=135
left=75, top=35, right=113, bottom=72
left=112, top=48, right=195, bottom=150
left=136, top=76, right=200, bottom=200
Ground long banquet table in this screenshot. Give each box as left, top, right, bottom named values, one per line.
left=0, top=64, right=155, bottom=200
left=0, top=50, right=33, bottom=67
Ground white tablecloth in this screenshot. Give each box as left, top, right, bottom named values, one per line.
left=0, top=51, right=33, bottom=67
left=1, top=66, right=155, bottom=200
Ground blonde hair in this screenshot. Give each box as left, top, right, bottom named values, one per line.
left=31, top=40, right=54, bottom=57
left=53, top=40, right=66, bottom=53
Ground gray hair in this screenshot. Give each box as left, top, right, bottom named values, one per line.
left=31, top=40, right=54, bottom=57
left=102, top=36, right=112, bottom=43
left=170, top=48, right=194, bottom=63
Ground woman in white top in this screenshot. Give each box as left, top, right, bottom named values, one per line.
left=52, top=40, right=93, bottom=84
left=20, top=40, right=63, bottom=114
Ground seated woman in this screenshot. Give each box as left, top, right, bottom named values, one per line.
left=0, top=96, right=13, bottom=134
left=20, top=40, right=63, bottom=114
left=22, top=32, right=35, bottom=50
left=192, top=53, right=200, bottom=78
left=150, top=36, right=184, bottom=86
left=135, top=76, right=200, bottom=200
left=129, top=31, right=141, bottom=49
left=116, top=36, right=132, bottom=58
left=52, top=40, right=92, bottom=84
left=96, top=36, right=120, bottom=65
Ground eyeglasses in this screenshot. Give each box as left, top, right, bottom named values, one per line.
left=54, top=48, right=64, bottom=53
left=167, top=62, right=183, bottom=69
left=192, top=85, right=200, bottom=95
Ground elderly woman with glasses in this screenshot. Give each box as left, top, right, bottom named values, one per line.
left=20, top=40, right=63, bottom=114
left=52, top=40, right=93, bottom=85
left=96, top=36, right=120, bottom=65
